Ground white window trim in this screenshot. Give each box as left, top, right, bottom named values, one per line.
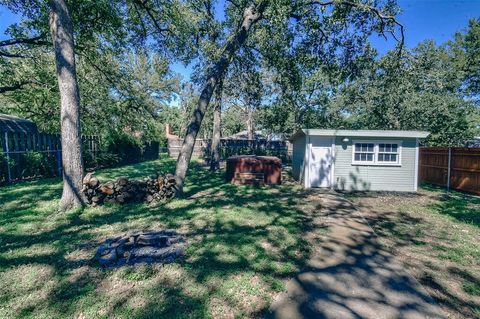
left=352, top=140, right=402, bottom=166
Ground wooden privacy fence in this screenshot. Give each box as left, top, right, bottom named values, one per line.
left=419, top=147, right=480, bottom=195
left=0, top=131, right=100, bottom=184
left=167, top=138, right=293, bottom=162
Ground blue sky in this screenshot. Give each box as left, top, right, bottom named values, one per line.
left=370, top=0, right=480, bottom=54
left=1, top=0, right=479, bottom=80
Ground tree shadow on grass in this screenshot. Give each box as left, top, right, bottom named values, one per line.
left=421, top=184, right=480, bottom=228
left=268, top=192, right=445, bottom=319
left=0, top=158, right=320, bottom=318
left=350, top=192, right=480, bottom=319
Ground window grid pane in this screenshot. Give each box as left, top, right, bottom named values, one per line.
left=378, top=143, right=398, bottom=153
left=354, top=143, right=374, bottom=162
left=378, top=143, right=399, bottom=163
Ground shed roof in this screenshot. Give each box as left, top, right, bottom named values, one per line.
left=290, top=129, right=429, bottom=141
left=0, top=114, right=39, bottom=134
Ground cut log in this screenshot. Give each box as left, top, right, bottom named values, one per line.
left=116, top=195, right=125, bottom=203
left=100, top=185, right=115, bottom=195
left=117, top=177, right=128, bottom=186
left=83, top=172, right=94, bottom=185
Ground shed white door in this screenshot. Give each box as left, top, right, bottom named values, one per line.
left=309, top=145, right=332, bottom=188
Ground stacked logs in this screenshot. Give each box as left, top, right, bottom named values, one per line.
left=144, top=174, right=177, bottom=203
left=82, top=172, right=176, bottom=206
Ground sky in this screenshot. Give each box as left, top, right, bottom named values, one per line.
left=370, top=0, right=480, bottom=54
left=1, top=0, right=479, bottom=80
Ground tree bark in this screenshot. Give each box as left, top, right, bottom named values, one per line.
left=49, top=0, right=85, bottom=211
left=174, top=1, right=268, bottom=194
left=210, top=83, right=223, bottom=171
left=246, top=108, right=255, bottom=140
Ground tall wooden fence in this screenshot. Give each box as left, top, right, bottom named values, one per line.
left=167, top=138, right=293, bottom=163
left=0, top=131, right=161, bottom=185
left=419, top=147, right=480, bottom=195
left=0, top=131, right=100, bottom=184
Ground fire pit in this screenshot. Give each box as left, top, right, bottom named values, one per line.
left=226, top=155, right=282, bottom=185
left=96, top=230, right=185, bottom=267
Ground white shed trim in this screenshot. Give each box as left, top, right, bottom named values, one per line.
left=290, top=129, right=429, bottom=141
left=304, top=136, right=310, bottom=189
left=414, top=138, right=419, bottom=191
left=331, top=138, right=335, bottom=189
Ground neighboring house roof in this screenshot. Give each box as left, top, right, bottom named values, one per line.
left=0, top=114, right=38, bottom=134
left=290, top=129, right=430, bottom=141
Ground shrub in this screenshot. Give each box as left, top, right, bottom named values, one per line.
left=21, top=151, right=57, bottom=178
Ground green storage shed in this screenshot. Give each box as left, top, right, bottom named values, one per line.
left=290, top=129, right=429, bottom=191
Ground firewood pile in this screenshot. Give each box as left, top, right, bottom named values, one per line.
left=82, top=172, right=176, bottom=206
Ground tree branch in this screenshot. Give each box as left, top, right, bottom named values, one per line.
left=0, top=81, right=33, bottom=94
left=129, top=2, right=149, bottom=39
left=226, top=0, right=241, bottom=10
left=0, top=50, right=31, bottom=58
left=0, top=35, right=49, bottom=47
left=309, top=0, right=405, bottom=54
left=132, top=0, right=170, bottom=34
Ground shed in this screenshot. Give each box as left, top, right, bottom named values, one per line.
left=290, top=129, right=429, bottom=192
left=0, top=114, right=38, bottom=134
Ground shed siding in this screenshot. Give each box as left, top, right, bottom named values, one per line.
left=292, top=134, right=306, bottom=181
left=333, top=137, right=417, bottom=191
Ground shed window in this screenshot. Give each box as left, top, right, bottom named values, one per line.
left=353, top=143, right=375, bottom=163
left=378, top=143, right=399, bottom=163
left=352, top=141, right=402, bottom=165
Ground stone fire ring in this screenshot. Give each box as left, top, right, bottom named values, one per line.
left=96, top=230, right=185, bottom=267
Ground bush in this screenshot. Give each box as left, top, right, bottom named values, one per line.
left=100, top=132, right=159, bottom=167
left=21, top=151, right=57, bottom=178
left=105, top=133, right=143, bottom=165
left=83, top=150, right=120, bottom=169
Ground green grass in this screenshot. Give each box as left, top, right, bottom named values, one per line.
left=463, top=282, right=480, bottom=296
left=0, top=157, right=315, bottom=318
left=422, top=183, right=480, bottom=228
left=347, top=187, right=480, bottom=319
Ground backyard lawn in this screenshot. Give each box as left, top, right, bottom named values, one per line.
left=348, top=187, right=480, bottom=319
left=0, top=157, right=479, bottom=318
left=0, top=158, right=318, bottom=319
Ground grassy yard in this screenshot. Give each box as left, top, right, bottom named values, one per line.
left=0, top=158, right=319, bottom=319
left=1, top=158, right=479, bottom=319
left=347, top=186, right=480, bottom=319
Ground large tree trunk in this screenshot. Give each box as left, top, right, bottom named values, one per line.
left=49, top=0, right=85, bottom=211
left=174, top=1, right=268, bottom=194
left=210, top=83, right=223, bottom=171
left=246, top=108, right=255, bottom=140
